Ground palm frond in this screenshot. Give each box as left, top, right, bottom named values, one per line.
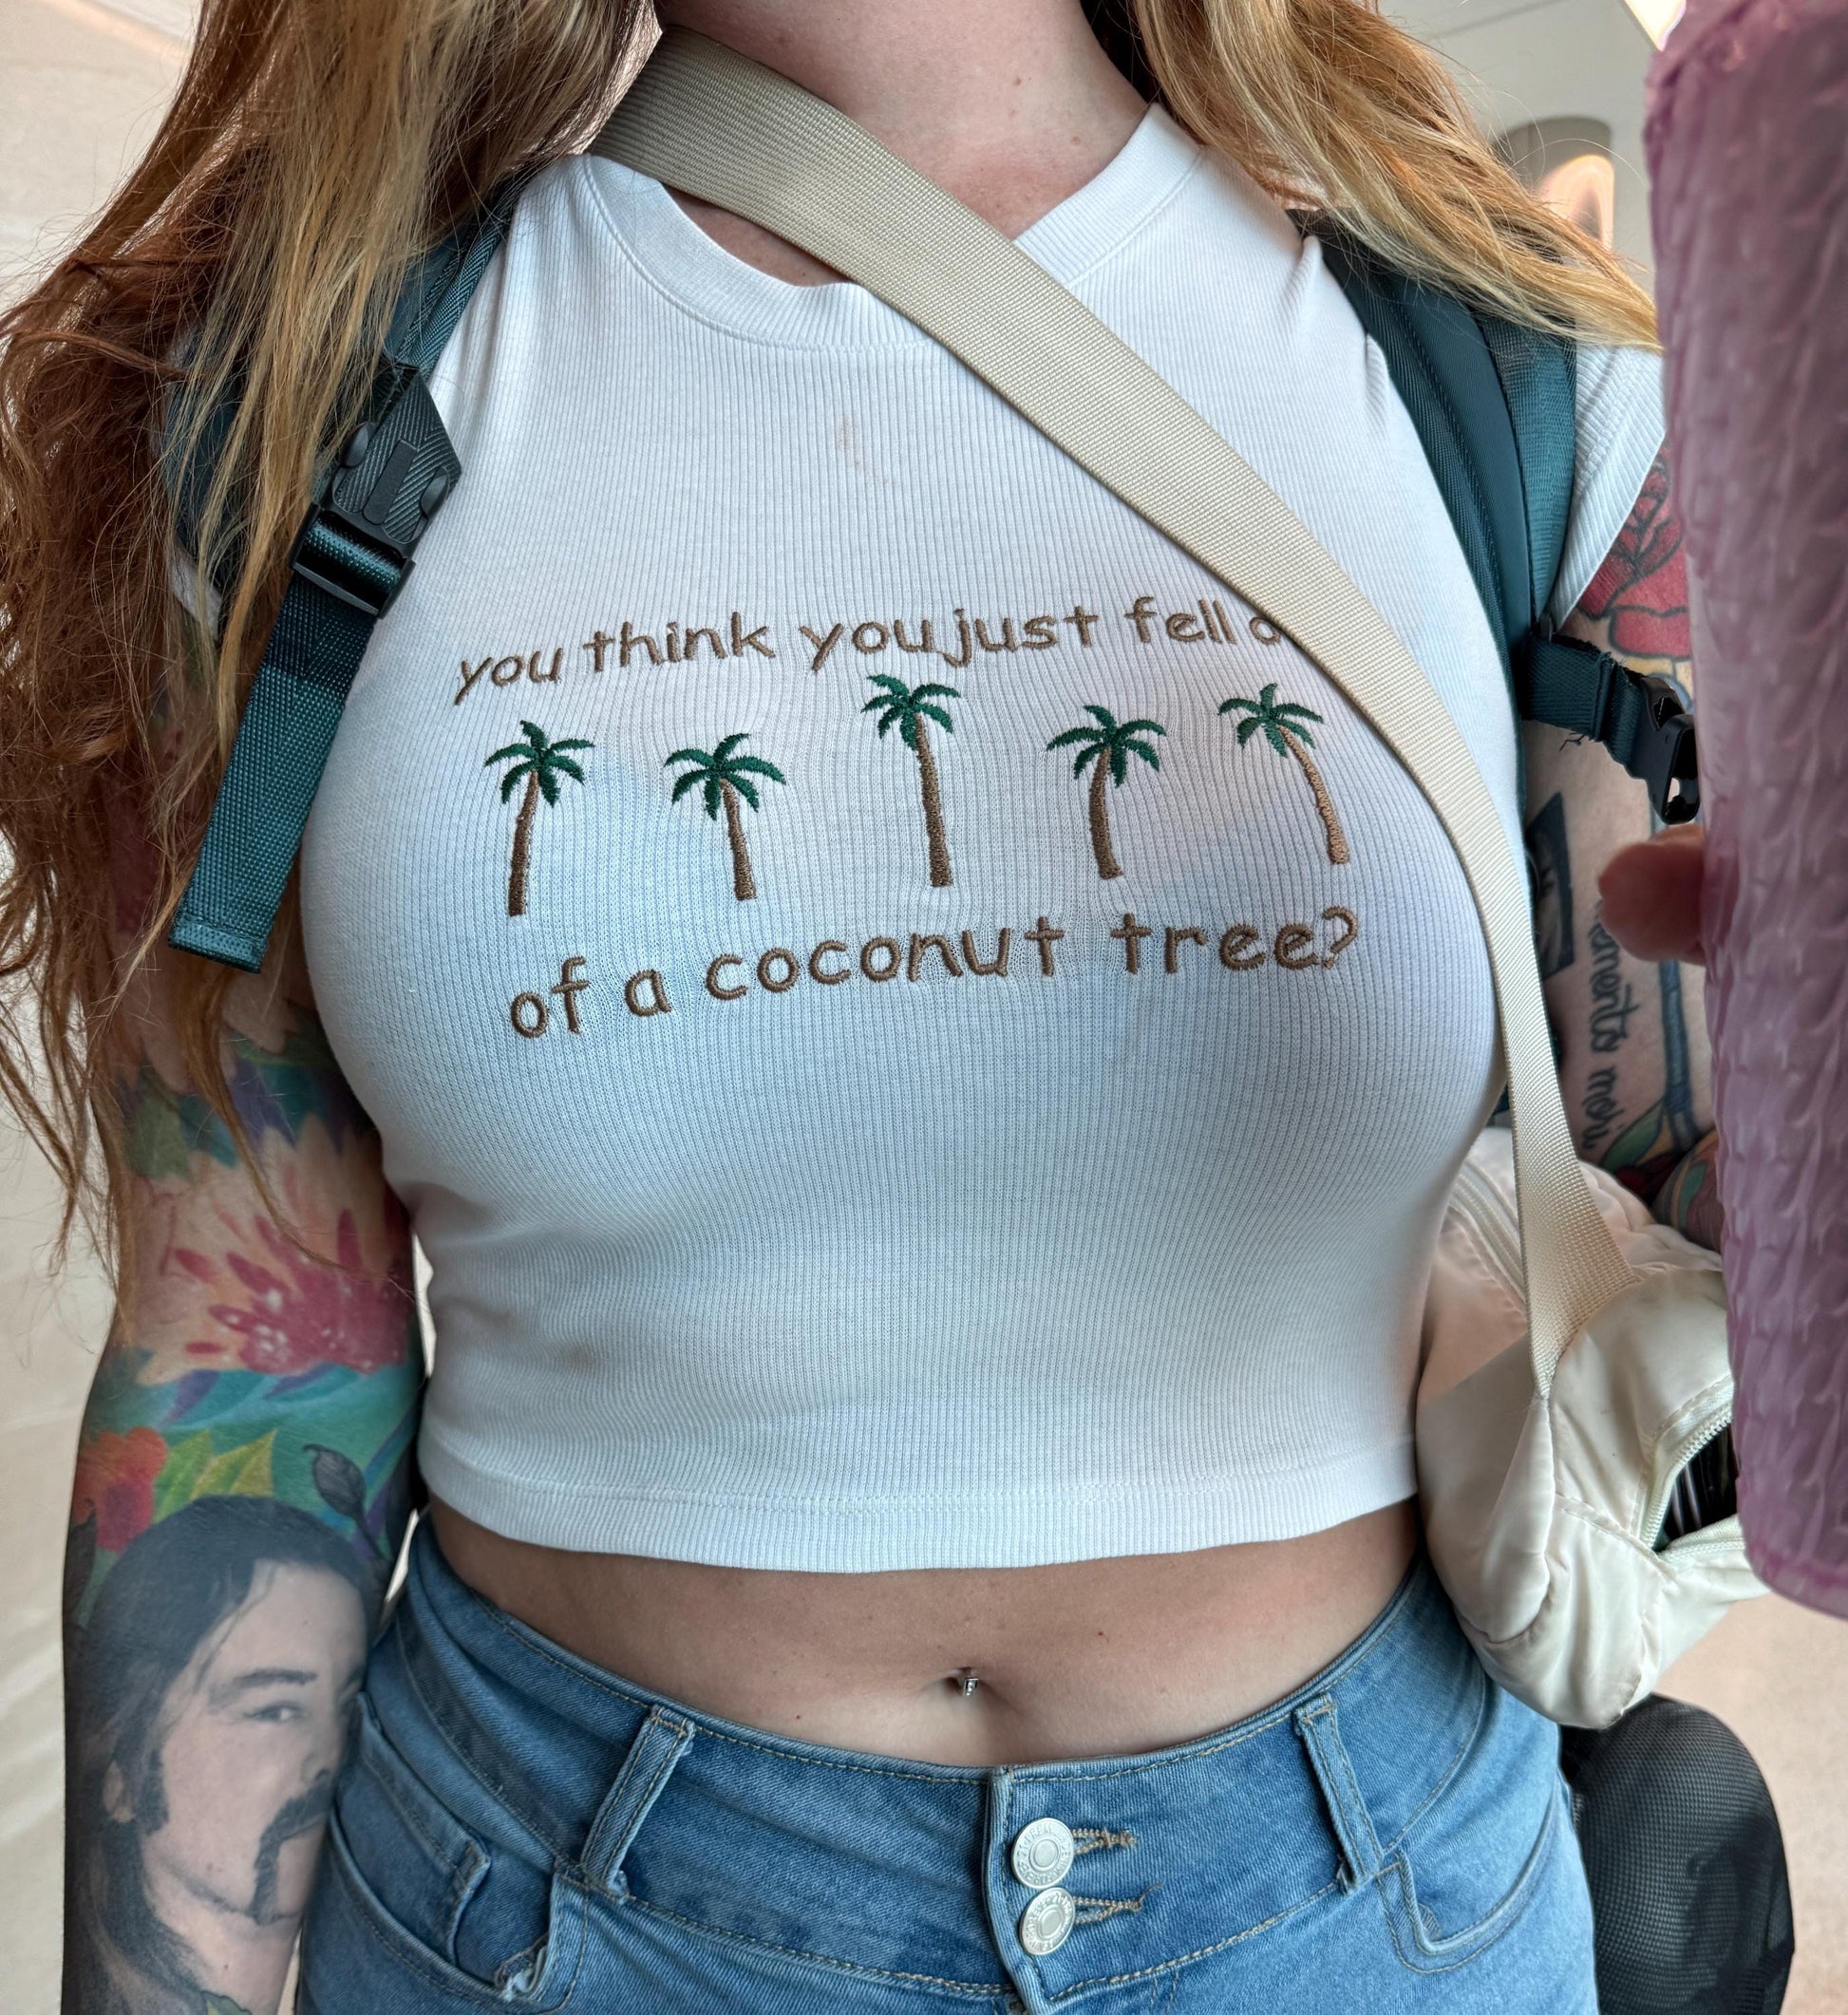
left=1119, top=718, right=1165, bottom=739
left=498, top=764, right=530, bottom=801
left=1256, top=683, right=1280, bottom=709
left=866, top=672, right=911, bottom=700
left=549, top=755, right=586, bottom=784
left=485, top=742, right=534, bottom=766
left=1046, top=725, right=1101, bottom=753
left=1263, top=724, right=1291, bottom=758
left=1235, top=717, right=1263, bottom=747
left=1279, top=721, right=1314, bottom=748
left=730, top=777, right=762, bottom=812
left=1126, top=738, right=1160, bottom=769
left=1083, top=703, right=1119, bottom=730
left=669, top=770, right=706, bottom=803
left=664, top=746, right=711, bottom=771
left=729, top=755, right=785, bottom=783
left=702, top=777, right=724, bottom=819
left=518, top=719, right=549, bottom=746
left=712, top=732, right=748, bottom=762
left=917, top=704, right=953, bottom=733
left=537, top=768, right=560, bottom=806
left=549, top=737, right=594, bottom=755
left=910, top=683, right=961, bottom=703
left=1272, top=703, right=1321, bottom=726
left=1108, top=744, right=1128, bottom=786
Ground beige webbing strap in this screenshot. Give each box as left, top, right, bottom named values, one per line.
left=589, top=28, right=1637, bottom=1388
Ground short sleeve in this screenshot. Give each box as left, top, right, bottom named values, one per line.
left=1547, top=343, right=1667, bottom=624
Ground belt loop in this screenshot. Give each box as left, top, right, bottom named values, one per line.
left=579, top=1706, right=696, bottom=1893
left=1294, top=1697, right=1384, bottom=1893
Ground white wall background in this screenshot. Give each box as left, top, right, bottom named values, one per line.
left=3, top=3, right=1844, bottom=2011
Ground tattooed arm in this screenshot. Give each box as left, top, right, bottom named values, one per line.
left=63, top=825, right=419, bottom=2013
left=1522, top=448, right=1723, bottom=1246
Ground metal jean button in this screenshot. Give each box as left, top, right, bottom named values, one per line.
left=1019, top=1885, right=1076, bottom=1956
left=1010, top=1816, right=1076, bottom=1890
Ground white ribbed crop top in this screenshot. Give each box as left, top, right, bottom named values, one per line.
left=292, top=105, right=1665, bottom=1572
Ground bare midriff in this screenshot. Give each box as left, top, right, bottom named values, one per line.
left=426, top=1497, right=1420, bottom=1766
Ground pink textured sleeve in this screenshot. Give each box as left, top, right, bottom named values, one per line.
left=1647, top=0, right=1848, bottom=1613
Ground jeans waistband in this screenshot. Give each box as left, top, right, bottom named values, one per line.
left=368, top=1522, right=1492, bottom=1997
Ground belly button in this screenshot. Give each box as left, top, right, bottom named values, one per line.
left=953, top=1668, right=980, bottom=1700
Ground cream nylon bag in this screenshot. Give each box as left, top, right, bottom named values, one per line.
left=593, top=31, right=1765, bottom=1728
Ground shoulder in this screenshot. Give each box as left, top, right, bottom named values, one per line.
left=1552, top=342, right=1666, bottom=623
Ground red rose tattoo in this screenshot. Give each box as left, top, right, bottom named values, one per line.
left=1576, top=456, right=1692, bottom=664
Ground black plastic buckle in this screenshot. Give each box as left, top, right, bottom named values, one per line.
left=286, top=501, right=415, bottom=620
left=1626, top=672, right=1702, bottom=825
left=285, top=357, right=460, bottom=624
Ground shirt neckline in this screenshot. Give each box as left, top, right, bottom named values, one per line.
left=573, top=101, right=1204, bottom=351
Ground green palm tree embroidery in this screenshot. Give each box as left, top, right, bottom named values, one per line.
left=862, top=674, right=959, bottom=887
left=1218, top=684, right=1350, bottom=865
left=484, top=721, right=594, bottom=917
left=664, top=733, right=786, bottom=901
left=1046, top=704, right=1166, bottom=881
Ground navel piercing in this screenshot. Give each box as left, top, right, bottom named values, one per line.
left=958, top=1668, right=980, bottom=1699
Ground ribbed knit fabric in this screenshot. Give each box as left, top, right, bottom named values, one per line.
left=295, top=107, right=1665, bottom=1571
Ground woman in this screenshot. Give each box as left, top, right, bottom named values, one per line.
left=2, top=0, right=1719, bottom=2007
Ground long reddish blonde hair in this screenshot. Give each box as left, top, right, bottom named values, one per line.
left=0, top=0, right=1653, bottom=1269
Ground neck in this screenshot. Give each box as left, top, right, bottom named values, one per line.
left=651, top=0, right=1146, bottom=238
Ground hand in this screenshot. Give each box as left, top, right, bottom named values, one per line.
left=1596, top=823, right=1707, bottom=966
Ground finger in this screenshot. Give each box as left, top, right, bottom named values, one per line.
left=1596, top=827, right=1707, bottom=965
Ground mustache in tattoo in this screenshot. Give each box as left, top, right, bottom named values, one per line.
left=247, top=1774, right=334, bottom=1925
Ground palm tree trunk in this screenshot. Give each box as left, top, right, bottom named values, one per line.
left=720, top=781, right=756, bottom=900
left=508, top=770, right=541, bottom=915
left=914, top=721, right=952, bottom=887
left=1281, top=730, right=1351, bottom=865
left=1087, top=758, right=1122, bottom=879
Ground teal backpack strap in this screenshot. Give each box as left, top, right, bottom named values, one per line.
left=1317, top=228, right=1698, bottom=826
left=164, top=169, right=537, bottom=971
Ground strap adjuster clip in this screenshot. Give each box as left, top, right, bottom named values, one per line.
left=1625, top=671, right=1701, bottom=825
left=286, top=501, right=414, bottom=620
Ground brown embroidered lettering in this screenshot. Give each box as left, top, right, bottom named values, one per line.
left=683, top=624, right=726, bottom=661
left=1213, top=600, right=1236, bottom=643
left=1199, top=600, right=1222, bottom=643
left=908, top=932, right=963, bottom=981
left=583, top=630, right=615, bottom=674
left=1322, top=906, right=1360, bottom=965
left=852, top=621, right=890, bottom=653
left=1124, top=595, right=1159, bottom=644
left=510, top=992, right=549, bottom=1037
left=1165, top=611, right=1204, bottom=643
left=893, top=617, right=936, bottom=654
left=528, top=647, right=563, bottom=684
left=973, top=616, right=1018, bottom=653
left=549, top=955, right=590, bottom=1031
left=1022, top=615, right=1059, bottom=650
left=1274, top=923, right=1318, bottom=969
left=456, top=656, right=492, bottom=705
left=706, top=955, right=748, bottom=1001
left=489, top=654, right=523, bottom=687
left=757, top=948, right=800, bottom=993
left=860, top=936, right=902, bottom=982
left=1249, top=616, right=1281, bottom=645
left=809, top=941, right=851, bottom=985
left=1111, top=912, right=1153, bottom=973
left=1025, top=916, right=1065, bottom=976
left=730, top=612, right=775, bottom=658
left=1065, top=604, right=1101, bottom=646
left=961, top=928, right=1010, bottom=977
left=1163, top=926, right=1208, bottom=972
left=800, top=622, right=845, bottom=672
left=1218, top=925, right=1265, bottom=970
left=666, top=621, right=681, bottom=664
left=624, top=970, right=672, bottom=1016
left=939, top=610, right=973, bottom=669
left=620, top=622, right=662, bottom=668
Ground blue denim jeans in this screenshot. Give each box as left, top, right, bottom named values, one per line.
left=299, top=1524, right=1596, bottom=2013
